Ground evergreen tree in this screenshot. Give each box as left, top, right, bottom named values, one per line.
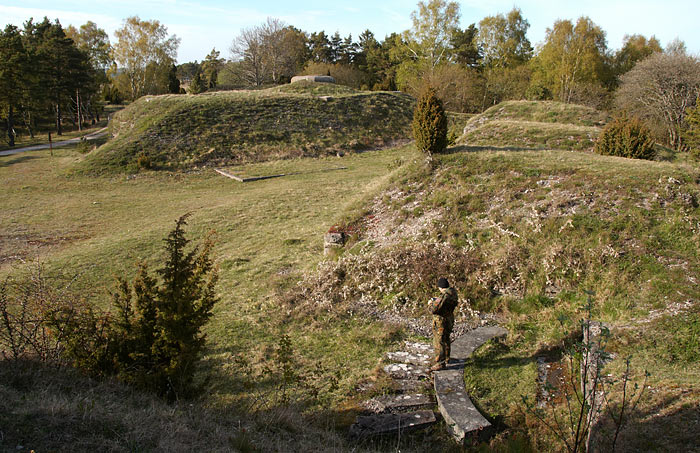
left=0, top=25, right=28, bottom=146
left=167, top=64, right=181, bottom=93
left=412, top=86, right=448, bottom=155
left=189, top=68, right=205, bottom=94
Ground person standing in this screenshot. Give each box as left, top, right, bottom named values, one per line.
left=428, top=277, right=459, bottom=372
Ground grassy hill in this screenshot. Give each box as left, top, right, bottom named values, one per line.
left=291, top=143, right=699, bottom=451
left=80, top=81, right=415, bottom=174
left=459, top=100, right=610, bottom=151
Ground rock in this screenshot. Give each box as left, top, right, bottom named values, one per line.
left=349, top=411, right=436, bottom=438
left=323, top=231, right=346, bottom=255
left=291, top=75, right=336, bottom=84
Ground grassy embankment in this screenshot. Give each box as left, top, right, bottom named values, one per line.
left=292, top=101, right=699, bottom=451
left=458, top=100, right=609, bottom=151
left=79, top=82, right=415, bottom=174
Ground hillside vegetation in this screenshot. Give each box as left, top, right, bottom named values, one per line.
left=292, top=144, right=699, bottom=451
left=81, top=81, right=415, bottom=174
left=459, top=100, right=610, bottom=151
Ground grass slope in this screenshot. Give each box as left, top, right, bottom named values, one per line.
left=298, top=145, right=699, bottom=451
left=81, top=82, right=415, bottom=174
left=459, top=100, right=610, bottom=151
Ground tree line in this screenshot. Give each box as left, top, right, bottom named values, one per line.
left=2, top=1, right=700, bottom=153
left=0, top=16, right=181, bottom=146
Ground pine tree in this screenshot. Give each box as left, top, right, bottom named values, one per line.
left=412, top=86, right=448, bottom=155
left=189, top=68, right=205, bottom=94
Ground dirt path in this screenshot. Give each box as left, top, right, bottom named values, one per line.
left=0, top=127, right=109, bottom=157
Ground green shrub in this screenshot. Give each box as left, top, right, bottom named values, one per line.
left=412, top=86, right=448, bottom=155
left=59, top=215, right=218, bottom=399
left=595, top=115, right=656, bottom=160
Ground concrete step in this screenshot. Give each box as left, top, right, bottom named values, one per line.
left=362, top=393, right=434, bottom=414
left=433, top=326, right=508, bottom=444
left=349, top=410, right=437, bottom=438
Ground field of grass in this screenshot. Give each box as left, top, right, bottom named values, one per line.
left=2, top=98, right=699, bottom=452
left=2, top=141, right=471, bottom=451
left=81, top=82, right=415, bottom=174
left=458, top=100, right=609, bottom=152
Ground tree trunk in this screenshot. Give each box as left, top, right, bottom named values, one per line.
left=7, top=105, right=15, bottom=147
left=77, top=89, right=82, bottom=132
left=56, top=103, right=63, bottom=136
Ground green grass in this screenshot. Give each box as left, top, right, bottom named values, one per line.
left=1, top=142, right=447, bottom=451
left=458, top=100, right=609, bottom=151
left=80, top=83, right=415, bottom=174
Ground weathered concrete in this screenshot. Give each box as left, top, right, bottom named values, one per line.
left=386, top=350, right=431, bottom=366
left=349, top=410, right=436, bottom=438
left=433, top=326, right=508, bottom=444
left=323, top=231, right=346, bottom=255
left=383, top=363, right=429, bottom=380
left=291, top=75, right=336, bottom=84
left=362, top=393, right=433, bottom=414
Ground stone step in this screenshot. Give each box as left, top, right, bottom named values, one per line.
left=362, top=393, right=434, bottom=414
left=403, top=341, right=433, bottom=355
left=433, top=326, right=508, bottom=444
left=383, top=363, right=429, bottom=380
left=349, top=410, right=437, bottom=438
left=386, top=350, right=431, bottom=366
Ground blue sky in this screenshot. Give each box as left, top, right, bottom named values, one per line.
left=1, top=0, right=698, bottom=63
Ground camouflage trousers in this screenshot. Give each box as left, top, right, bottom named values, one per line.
left=432, top=316, right=454, bottom=366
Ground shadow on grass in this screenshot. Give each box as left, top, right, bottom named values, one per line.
left=592, top=392, right=700, bottom=452
left=446, top=144, right=548, bottom=154
left=0, top=154, right=42, bottom=167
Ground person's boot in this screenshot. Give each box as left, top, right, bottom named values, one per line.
left=429, top=362, right=445, bottom=372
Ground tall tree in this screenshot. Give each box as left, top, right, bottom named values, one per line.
left=24, top=18, right=93, bottom=135
left=450, top=24, right=481, bottom=68
left=612, top=34, right=662, bottom=78
left=112, top=16, right=180, bottom=100
left=309, top=31, right=331, bottom=63
left=531, top=16, right=608, bottom=103
left=65, top=21, right=112, bottom=69
left=616, top=52, right=700, bottom=149
left=201, top=48, right=224, bottom=89
left=477, top=7, right=532, bottom=68
left=404, top=0, right=461, bottom=69
left=0, top=25, right=29, bottom=146
left=231, top=25, right=265, bottom=86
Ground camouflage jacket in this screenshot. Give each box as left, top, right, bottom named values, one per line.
left=429, top=287, right=458, bottom=322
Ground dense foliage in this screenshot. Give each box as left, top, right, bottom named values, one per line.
left=412, top=86, right=448, bottom=154
left=595, top=115, right=656, bottom=159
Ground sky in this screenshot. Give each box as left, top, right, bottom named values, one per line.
left=1, top=0, right=698, bottom=64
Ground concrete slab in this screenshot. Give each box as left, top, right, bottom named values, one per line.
left=433, top=326, right=508, bottom=444
left=362, top=393, right=434, bottom=413
left=349, top=410, right=437, bottom=437
left=434, top=369, right=491, bottom=443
